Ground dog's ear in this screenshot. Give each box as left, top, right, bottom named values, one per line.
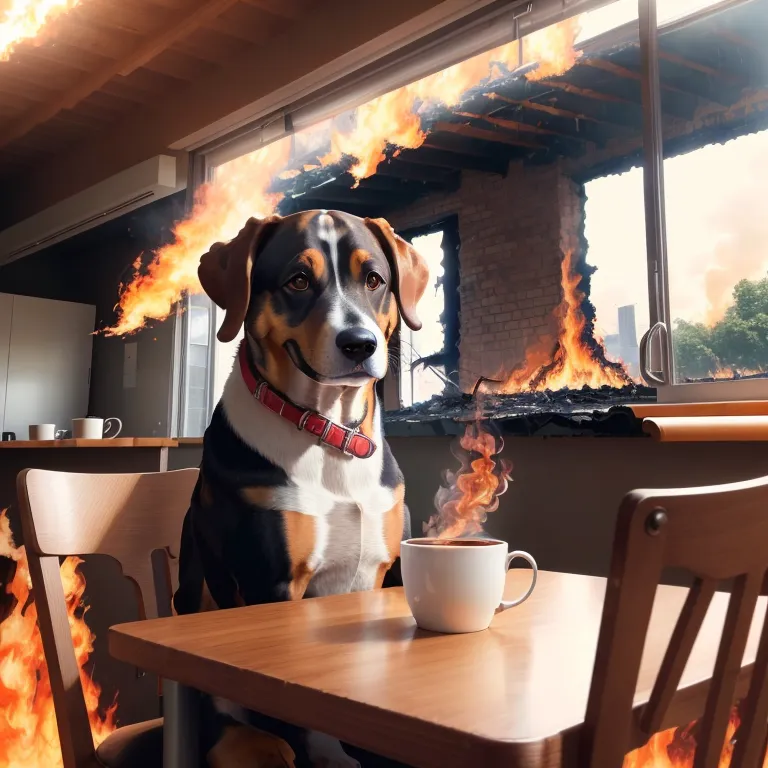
left=198, top=215, right=282, bottom=342
left=364, top=217, right=429, bottom=331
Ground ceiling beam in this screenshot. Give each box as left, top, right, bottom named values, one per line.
left=535, top=79, right=635, bottom=107
left=486, top=93, right=605, bottom=124
left=240, top=0, right=306, bottom=19
left=581, top=58, right=726, bottom=108
left=0, top=0, right=240, bottom=152
left=657, top=50, right=743, bottom=87
left=431, top=121, right=545, bottom=150
left=454, top=110, right=587, bottom=142
left=715, top=28, right=762, bottom=54
left=375, top=160, right=459, bottom=185
left=397, top=146, right=508, bottom=176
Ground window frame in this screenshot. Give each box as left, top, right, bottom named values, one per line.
left=176, top=0, right=766, bottom=434
left=638, top=0, right=768, bottom=403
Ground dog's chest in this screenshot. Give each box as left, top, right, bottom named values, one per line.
left=277, top=452, right=394, bottom=596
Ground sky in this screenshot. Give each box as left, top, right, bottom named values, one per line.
left=586, top=130, right=768, bottom=342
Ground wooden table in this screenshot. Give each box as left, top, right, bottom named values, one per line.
left=109, top=571, right=766, bottom=768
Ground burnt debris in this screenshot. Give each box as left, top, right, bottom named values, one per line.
left=384, top=384, right=656, bottom=438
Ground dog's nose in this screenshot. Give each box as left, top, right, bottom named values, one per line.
left=336, top=328, right=377, bottom=364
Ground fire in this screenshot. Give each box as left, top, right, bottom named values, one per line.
left=104, top=136, right=291, bottom=336
left=622, top=703, right=768, bottom=767
left=425, top=418, right=512, bottom=539
left=523, top=18, right=582, bottom=81
left=0, top=0, right=83, bottom=61
left=501, top=251, right=633, bottom=392
left=0, top=510, right=117, bottom=767
left=105, top=19, right=583, bottom=336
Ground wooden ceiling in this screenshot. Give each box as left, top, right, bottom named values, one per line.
left=0, top=0, right=315, bottom=182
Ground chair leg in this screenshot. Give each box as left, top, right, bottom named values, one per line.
left=163, top=681, right=200, bottom=768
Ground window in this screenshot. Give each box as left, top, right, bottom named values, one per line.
left=177, top=0, right=764, bottom=434
left=638, top=0, right=768, bottom=402
left=398, top=217, right=460, bottom=408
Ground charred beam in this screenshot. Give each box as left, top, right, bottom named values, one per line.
left=486, top=93, right=613, bottom=126
left=396, top=146, right=508, bottom=176
left=581, top=57, right=726, bottom=108
left=431, top=121, right=546, bottom=150
left=297, top=185, right=398, bottom=207
left=535, top=79, right=635, bottom=106
left=375, top=161, right=459, bottom=185
left=715, top=28, right=762, bottom=55
left=657, top=50, right=744, bottom=87
left=455, top=110, right=588, bottom=143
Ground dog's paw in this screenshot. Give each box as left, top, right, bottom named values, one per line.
left=305, top=731, right=361, bottom=768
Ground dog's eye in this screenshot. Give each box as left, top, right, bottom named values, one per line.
left=287, top=274, right=309, bottom=291
left=366, top=272, right=384, bottom=291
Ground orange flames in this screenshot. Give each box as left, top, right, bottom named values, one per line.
left=104, top=137, right=291, bottom=336
left=426, top=419, right=512, bottom=539
left=0, top=0, right=83, bottom=61
left=622, top=704, right=768, bottom=768
left=0, top=510, right=117, bottom=768
left=105, top=18, right=582, bottom=336
left=501, top=251, right=633, bottom=392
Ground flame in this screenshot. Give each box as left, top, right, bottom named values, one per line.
left=0, top=0, right=83, bottom=61
left=425, top=418, right=512, bottom=539
left=105, top=19, right=582, bottom=336
left=523, top=18, right=582, bottom=81
left=501, top=251, right=633, bottom=392
left=103, top=137, right=291, bottom=336
left=0, top=510, right=117, bottom=767
left=622, top=703, right=768, bottom=768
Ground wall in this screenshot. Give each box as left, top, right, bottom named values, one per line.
left=389, top=161, right=583, bottom=389
left=0, top=193, right=185, bottom=437
left=388, top=435, right=768, bottom=579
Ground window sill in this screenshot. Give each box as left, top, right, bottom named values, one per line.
left=642, top=416, right=768, bottom=443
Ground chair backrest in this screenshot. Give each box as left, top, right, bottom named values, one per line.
left=582, top=474, right=768, bottom=768
left=16, top=467, right=199, bottom=768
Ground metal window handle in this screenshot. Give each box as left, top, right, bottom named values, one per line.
left=639, top=321, right=668, bottom=385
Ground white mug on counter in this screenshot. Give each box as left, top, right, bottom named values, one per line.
left=29, top=424, right=55, bottom=441
left=72, top=417, right=122, bottom=439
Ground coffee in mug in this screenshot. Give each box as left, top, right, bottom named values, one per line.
left=72, top=417, right=122, bottom=439
left=401, top=537, right=537, bottom=634
left=29, top=424, right=55, bottom=441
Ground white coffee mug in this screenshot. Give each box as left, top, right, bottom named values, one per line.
left=401, top=538, right=538, bottom=634
left=29, top=424, right=55, bottom=441
left=72, top=417, right=122, bottom=439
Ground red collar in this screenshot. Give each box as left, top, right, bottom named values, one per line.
left=238, top=341, right=376, bottom=459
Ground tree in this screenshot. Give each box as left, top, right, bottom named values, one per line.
left=674, top=319, right=718, bottom=380
left=674, top=275, right=768, bottom=379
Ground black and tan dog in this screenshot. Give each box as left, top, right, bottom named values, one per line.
left=173, top=210, right=429, bottom=767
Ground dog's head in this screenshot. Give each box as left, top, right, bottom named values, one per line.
left=198, top=210, right=429, bottom=390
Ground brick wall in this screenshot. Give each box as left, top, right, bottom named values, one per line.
left=390, top=160, right=584, bottom=390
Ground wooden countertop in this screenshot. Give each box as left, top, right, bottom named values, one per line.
left=0, top=438, right=178, bottom=448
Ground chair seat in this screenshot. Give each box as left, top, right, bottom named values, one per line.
left=96, top=717, right=164, bottom=768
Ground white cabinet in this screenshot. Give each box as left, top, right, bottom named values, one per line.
left=0, top=293, right=95, bottom=439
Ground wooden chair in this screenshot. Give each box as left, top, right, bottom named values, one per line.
left=16, top=467, right=199, bottom=768
left=582, top=475, right=768, bottom=768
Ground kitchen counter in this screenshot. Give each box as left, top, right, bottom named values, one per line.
left=0, top=438, right=178, bottom=448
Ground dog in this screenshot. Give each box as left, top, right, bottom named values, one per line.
left=173, top=210, right=429, bottom=767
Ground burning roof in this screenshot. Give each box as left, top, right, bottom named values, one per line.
left=102, top=0, right=768, bottom=338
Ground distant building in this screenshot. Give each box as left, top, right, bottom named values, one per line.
left=602, top=306, right=640, bottom=379
left=617, top=305, right=640, bottom=378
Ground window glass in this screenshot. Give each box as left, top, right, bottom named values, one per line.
left=400, top=230, right=447, bottom=407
